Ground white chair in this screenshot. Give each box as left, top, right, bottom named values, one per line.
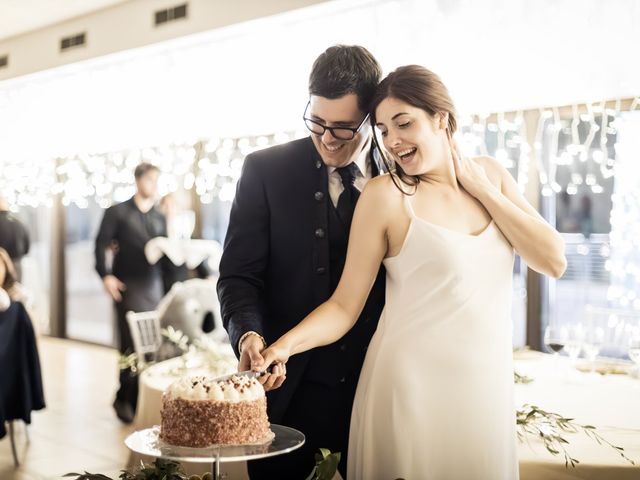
left=126, top=310, right=162, bottom=366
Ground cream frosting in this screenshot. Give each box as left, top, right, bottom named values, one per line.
left=166, top=375, right=264, bottom=402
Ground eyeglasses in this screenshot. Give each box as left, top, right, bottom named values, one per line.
left=302, top=101, right=369, bottom=140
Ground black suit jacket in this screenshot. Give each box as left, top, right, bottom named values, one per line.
left=218, top=137, right=386, bottom=422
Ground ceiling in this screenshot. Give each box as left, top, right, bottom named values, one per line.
left=0, top=0, right=131, bottom=41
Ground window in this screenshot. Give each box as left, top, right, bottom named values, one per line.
left=155, top=4, right=188, bottom=26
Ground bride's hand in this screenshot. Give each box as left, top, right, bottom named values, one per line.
left=252, top=342, right=291, bottom=392
left=450, top=139, right=497, bottom=200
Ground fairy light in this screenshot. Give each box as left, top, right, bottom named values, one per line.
left=457, top=110, right=527, bottom=192
left=0, top=157, right=56, bottom=209
left=0, top=131, right=300, bottom=209
left=0, top=95, right=637, bottom=230
left=607, top=105, right=640, bottom=310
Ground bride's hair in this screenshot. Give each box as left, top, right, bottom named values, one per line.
left=369, top=65, right=458, bottom=193
left=0, top=248, right=17, bottom=292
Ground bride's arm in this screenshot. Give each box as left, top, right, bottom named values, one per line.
left=453, top=148, right=567, bottom=278
left=255, top=177, right=389, bottom=369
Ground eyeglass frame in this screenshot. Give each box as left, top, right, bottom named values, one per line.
left=302, top=101, right=370, bottom=140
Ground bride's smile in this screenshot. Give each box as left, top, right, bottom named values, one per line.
left=375, top=97, right=451, bottom=178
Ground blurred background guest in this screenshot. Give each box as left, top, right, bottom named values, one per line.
left=0, top=194, right=30, bottom=282
left=0, top=247, right=22, bottom=305
left=0, top=247, right=45, bottom=443
left=94, top=162, right=169, bottom=423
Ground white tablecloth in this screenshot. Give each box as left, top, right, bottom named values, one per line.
left=515, top=351, right=640, bottom=479
left=129, top=349, right=640, bottom=479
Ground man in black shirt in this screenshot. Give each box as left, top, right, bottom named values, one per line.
left=0, top=195, right=30, bottom=281
left=94, top=163, right=168, bottom=423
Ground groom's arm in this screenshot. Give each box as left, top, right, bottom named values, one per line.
left=217, top=153, right=270, bottom=359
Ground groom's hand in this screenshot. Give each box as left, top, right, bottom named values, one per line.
left=240, top=335, right=286, bottom=392
left=252, top=343, right=289, bottom=392
left=239, top=334, right=265, bottom=371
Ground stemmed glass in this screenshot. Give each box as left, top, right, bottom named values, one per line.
left=565, top=323, right=584, bottom=366
left=544, top=325, right=568, bottom=374
left=583, top=326, right=605, bottom=373
left=544, top=325, right=568, bottom=355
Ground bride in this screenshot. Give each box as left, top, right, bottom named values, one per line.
left=256, top=65, right=566, bottom=479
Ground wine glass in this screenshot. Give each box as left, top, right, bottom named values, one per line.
left=583, top=326, right=605, bottom=372
left=565, top=323, right=584, bottom=365
left=544, top=325, right=568, bottom=374
left=544, top=325, right=568, bottom=355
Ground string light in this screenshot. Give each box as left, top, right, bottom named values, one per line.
left=0, top=131, right=295, bottom=209
left=457, top=111, right=527, bottom=192
left=607, top=103, right=640, bottom=310
left=0, top=98, right=634, bottom=212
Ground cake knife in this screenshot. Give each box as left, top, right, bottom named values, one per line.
left=211, top=365, right=274, bottom=383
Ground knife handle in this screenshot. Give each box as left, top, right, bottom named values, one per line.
left=256, top=364, right=275, bottom=376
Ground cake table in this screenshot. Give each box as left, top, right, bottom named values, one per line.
left=125, top=424, right=305, bottom=479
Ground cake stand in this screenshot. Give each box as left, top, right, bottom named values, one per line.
left=125, top=424, right=305, bottom=479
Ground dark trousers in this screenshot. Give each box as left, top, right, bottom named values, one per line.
left=113, top=276, right=163, bottom=411
left=248, top=378, right=358, bottom=480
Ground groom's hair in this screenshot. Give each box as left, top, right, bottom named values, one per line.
left=308, top=45, right=381, bottom=113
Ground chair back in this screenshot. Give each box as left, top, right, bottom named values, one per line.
left=126, top=310, right=162, bottom=364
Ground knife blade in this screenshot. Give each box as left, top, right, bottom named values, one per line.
left=211, top=365, right=274, bottom=383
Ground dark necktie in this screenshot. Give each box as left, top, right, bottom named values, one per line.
left=335, top=163, right=360, bottom=230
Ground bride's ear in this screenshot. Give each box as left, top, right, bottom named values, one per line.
left=439, top=112, right=449, bottom=131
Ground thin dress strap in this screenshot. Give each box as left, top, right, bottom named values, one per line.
left=404, top=194, right=417, bottom=219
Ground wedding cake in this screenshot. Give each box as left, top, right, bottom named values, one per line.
left=160, top=375, right=271, bottom=447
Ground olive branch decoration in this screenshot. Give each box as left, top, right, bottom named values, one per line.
left=516, top=404, right=636, bottom=468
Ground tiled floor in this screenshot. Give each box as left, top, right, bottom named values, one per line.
left=1, top=337, right=133, bottom=480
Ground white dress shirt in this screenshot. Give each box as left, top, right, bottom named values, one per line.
left=327, top=137, right=373, bottom=207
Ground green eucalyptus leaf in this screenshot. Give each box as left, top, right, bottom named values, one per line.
left=318, top=448, right=332, bottom=459
left=316, top=453, right=340, bottom=480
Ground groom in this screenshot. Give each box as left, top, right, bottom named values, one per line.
left=217, top=45, right=386, bottom=479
